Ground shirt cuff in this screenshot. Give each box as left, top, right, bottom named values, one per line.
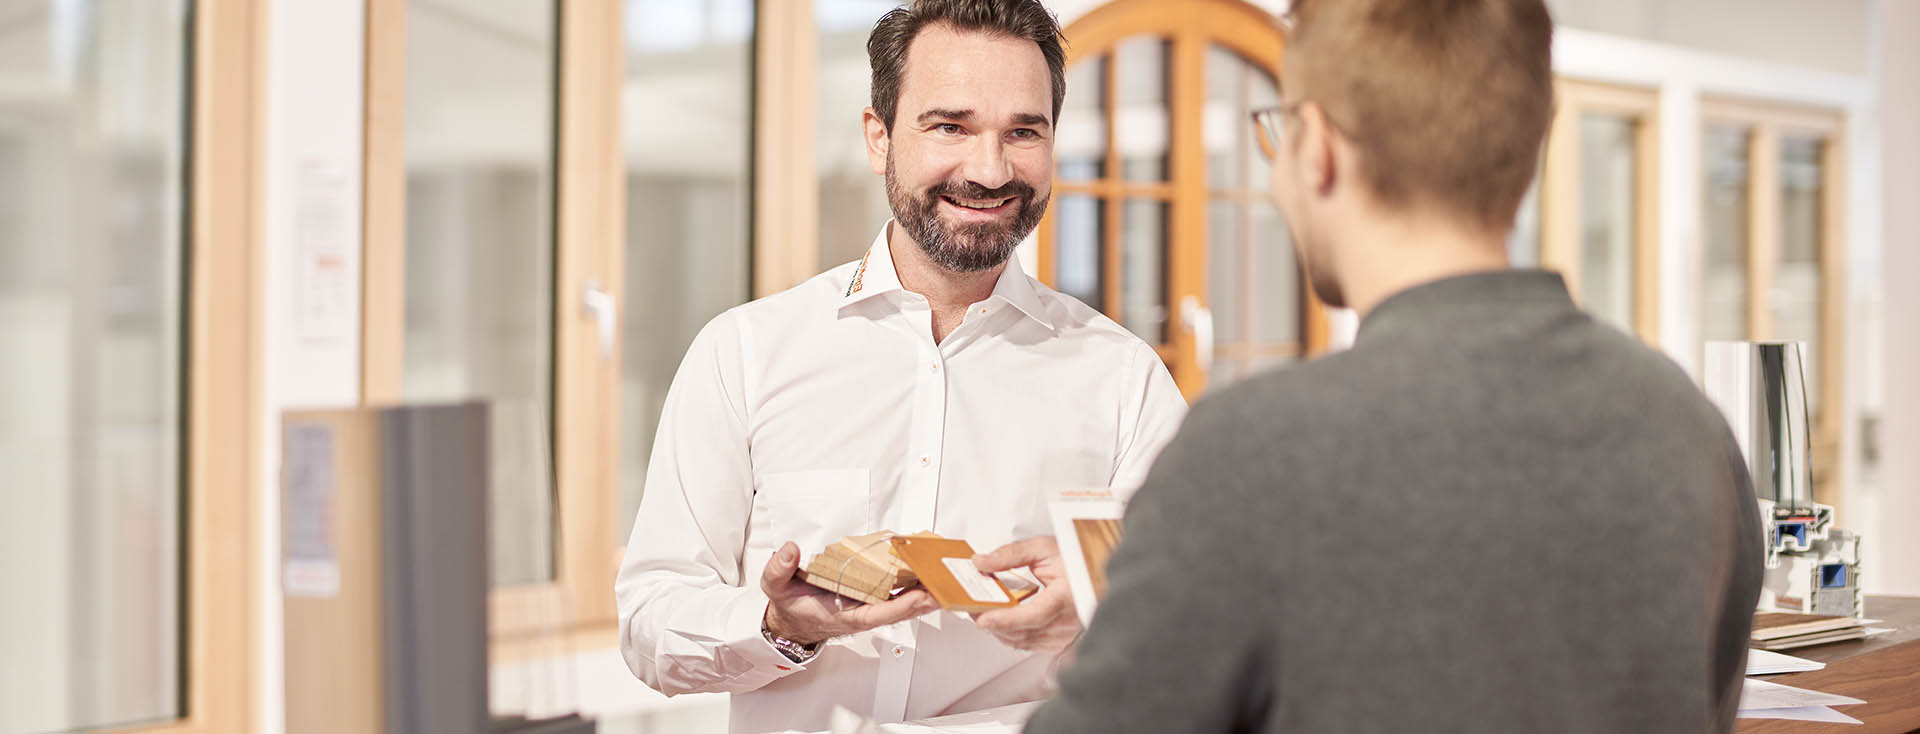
left=721, top=589, right=813, bottom=688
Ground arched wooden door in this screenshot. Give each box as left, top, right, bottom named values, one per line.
left=1039, top=0, right=1329, bottom=399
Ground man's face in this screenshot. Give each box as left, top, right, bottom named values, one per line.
left=868, top=25, right=1054, bottom=273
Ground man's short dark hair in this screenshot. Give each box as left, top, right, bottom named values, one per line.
left=867, top=0, right=1067, bottom=131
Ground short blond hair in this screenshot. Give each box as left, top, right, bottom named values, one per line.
left=1284, top=0, right=1554, bottom=229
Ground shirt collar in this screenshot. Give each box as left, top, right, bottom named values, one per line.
left=837, top=221, right=1055, bottom=331
left=1355, top=269, right=1575, bottom=346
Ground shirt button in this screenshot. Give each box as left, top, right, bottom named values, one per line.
left=930, top=361, right=940, bottom=372
left=918, top=456, right=930, bottom=467
left=892, top=646, right=905, bottom=658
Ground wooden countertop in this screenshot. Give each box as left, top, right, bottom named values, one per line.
left=1737, top=595, right=1920, bottom=733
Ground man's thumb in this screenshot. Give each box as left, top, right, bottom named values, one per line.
left=762, top=542, right=800, bottom=589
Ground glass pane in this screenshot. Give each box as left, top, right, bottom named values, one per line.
left=1777, top=135, right=1825, bottom=414
left=1052, top=195, right=1105, bottom=308
left=0, top=2, right=189, bottom=730
left=1577, top=114, right=1637, bottom=333
left=1702, top=126, right=1751, bottom=345
left=620, top=0, right=755, bottom=541
left=1114, top=37, right=1169, bottom=182
left=1249, top=203, right=1300, bottom=344
left=1204, top=46, right=1276, bottom=192
left=1120, top=199, right=1168, bottom=342
left=404, top=0, right=558, bottom=587
left=816, top=0, right=902, bottom=270
left=1059, top=56, right=1107, bottom=181
left=1208, top=201, right=1242, bottom=344
left=1508, top=170, right=1543, bottom=268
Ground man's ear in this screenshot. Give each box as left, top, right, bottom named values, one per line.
left=863, top=107, right=890, bottom=175
left=1295, top=102, right=1338, bottom=197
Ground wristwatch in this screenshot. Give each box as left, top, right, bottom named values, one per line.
left=761, top=622, right=821, bottom=664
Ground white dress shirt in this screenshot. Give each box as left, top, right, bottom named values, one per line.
left=616, top=223, right=1188, bottom=734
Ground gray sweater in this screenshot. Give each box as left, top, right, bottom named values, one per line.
left=1027, top=271, right=1763, bottom=734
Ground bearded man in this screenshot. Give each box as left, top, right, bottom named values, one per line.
left=614, top=2, right=1187, bottom=732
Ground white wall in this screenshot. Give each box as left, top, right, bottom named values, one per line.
left=258, top=1, right=367, bottom=732
left=1872, top=0, right=1920, bottom=595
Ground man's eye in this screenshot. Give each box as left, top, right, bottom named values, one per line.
left=1010, top=128, right=1038, bottom=140
left=936, top=124, right=963, bottom=135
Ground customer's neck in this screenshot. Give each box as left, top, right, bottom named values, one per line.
left=1335, top=208, right=1511, bottom=320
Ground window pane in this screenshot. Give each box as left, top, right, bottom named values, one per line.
left=1249, top=202, right=1300, bottom=344
left=404, top=0, right=558, bottom=587
left=1204, top=46, right=1276, bottom=192
left=619, top=0, right=755, bottom=541
left=1208, top=200, right=1242, bottom=345
left=1059, top=56, right=1107, bottom=181
left=1052, top=195, right=1105, bottom=308
left=1777, top=135, right=1825, bottom=414
left=1121, top=199, right=1168, bottom=342
left=1577, top=114, right=1637, bottom=333
left=1702, top=126, right=1751, bottom=345
left=816, top=0, right=901, bottom=270
left=0, top=2, right=189, bottom=730
left=1114, top=37, right=1169, bottom=182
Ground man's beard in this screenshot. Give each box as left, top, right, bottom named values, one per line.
left=885, top=155, right=1048, bottom=273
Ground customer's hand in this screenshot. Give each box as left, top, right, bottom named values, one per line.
left=761, top=541, right=940, bottom=646
left=970, top=536, right=1082, bottom=652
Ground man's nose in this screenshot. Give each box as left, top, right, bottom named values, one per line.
left=961, top=135, right=1013, bottom=191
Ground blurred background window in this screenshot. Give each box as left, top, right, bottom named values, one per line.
left=1577, top=113, right=1640, bottom=333
left=402, top=0, right=558, bottom=587
left=617, top=0, right=755, bottom=543
left=816, top=0, right=902, bottom=270
left=0, top=1, right=191, bottom=730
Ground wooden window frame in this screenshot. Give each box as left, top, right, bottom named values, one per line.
left=360, top=0, right=626, bottom=650
left=1040, top=0, right=1322, bottom=399
left=1541, top=78, right=1662, bottom=342
left=1699, top=95, right=1848, bottom=511
left=115, top=0, right=267, bottom=732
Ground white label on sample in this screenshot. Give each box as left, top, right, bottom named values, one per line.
left=942, top=557, right=1010, bottom=604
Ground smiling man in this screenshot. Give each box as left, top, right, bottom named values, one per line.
left=614, top=2, right=1187, bottom=732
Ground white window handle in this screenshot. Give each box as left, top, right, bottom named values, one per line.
left=1180, top=295, right=1213, bottom=376
left=582, top=280, right=616, bottom=359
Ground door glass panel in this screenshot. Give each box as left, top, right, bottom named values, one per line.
left=1249, top=203, right=1299, bottom=345
left=1203, top=46, right=1295, bottom=391
left=619, top=0, right=755, bottom=540
left=1059, top=56, right=1107, bottom=181
left=1702, top=126, right=1751, bottom=345
left=816, top=0, right=901, bottom=269
left=0, top=1, right=189, bottom=730
left=1052, top=195, right=1105, bottom=308
left=1114, top=37, right=1169, bottom=183
left=1577, top=114, right=1636, bottom=333
left=1777, top=135, right=1824, bottom=414
left=1121, top=199, right=1168, bottom=342
left=404, top=0, right=558, bottom=586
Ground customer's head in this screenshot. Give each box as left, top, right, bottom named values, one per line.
left=1267, top=0, right=1554, bottom=307
left=863, top=0, right=1065, bottom=273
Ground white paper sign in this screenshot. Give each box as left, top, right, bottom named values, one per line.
left=942, top=557, right=1010, bottom=604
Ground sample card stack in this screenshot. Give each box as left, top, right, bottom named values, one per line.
left=796, top=531, right=930, bottom=604
left=1751, top=612, right=1868, bottom=651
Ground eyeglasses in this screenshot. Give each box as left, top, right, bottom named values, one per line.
left=1249, top=106, right=1286, bottom=161
left=1250, top=101, right=1302, bottom=162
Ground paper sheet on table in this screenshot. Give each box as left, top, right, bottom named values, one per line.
left=1746, top=648, right=1826, bottom=675
left=1740, top=678, right=1865, bottom=710
left=807, top=701, right=1042, bottom=734
left=1736, top=705, right=1863, bottom=724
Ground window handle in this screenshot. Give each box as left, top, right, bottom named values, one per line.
left=1180, top=295, right=1214, bottom=376
left=581, top=280, right=616, bottom=359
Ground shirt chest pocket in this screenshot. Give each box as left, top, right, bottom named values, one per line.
left=748, top=468, right=870, bottom=559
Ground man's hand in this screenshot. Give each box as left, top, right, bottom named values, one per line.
left=761, top=541, right=940, bottom=646
left=971, top=536, right=1082, bottom=652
